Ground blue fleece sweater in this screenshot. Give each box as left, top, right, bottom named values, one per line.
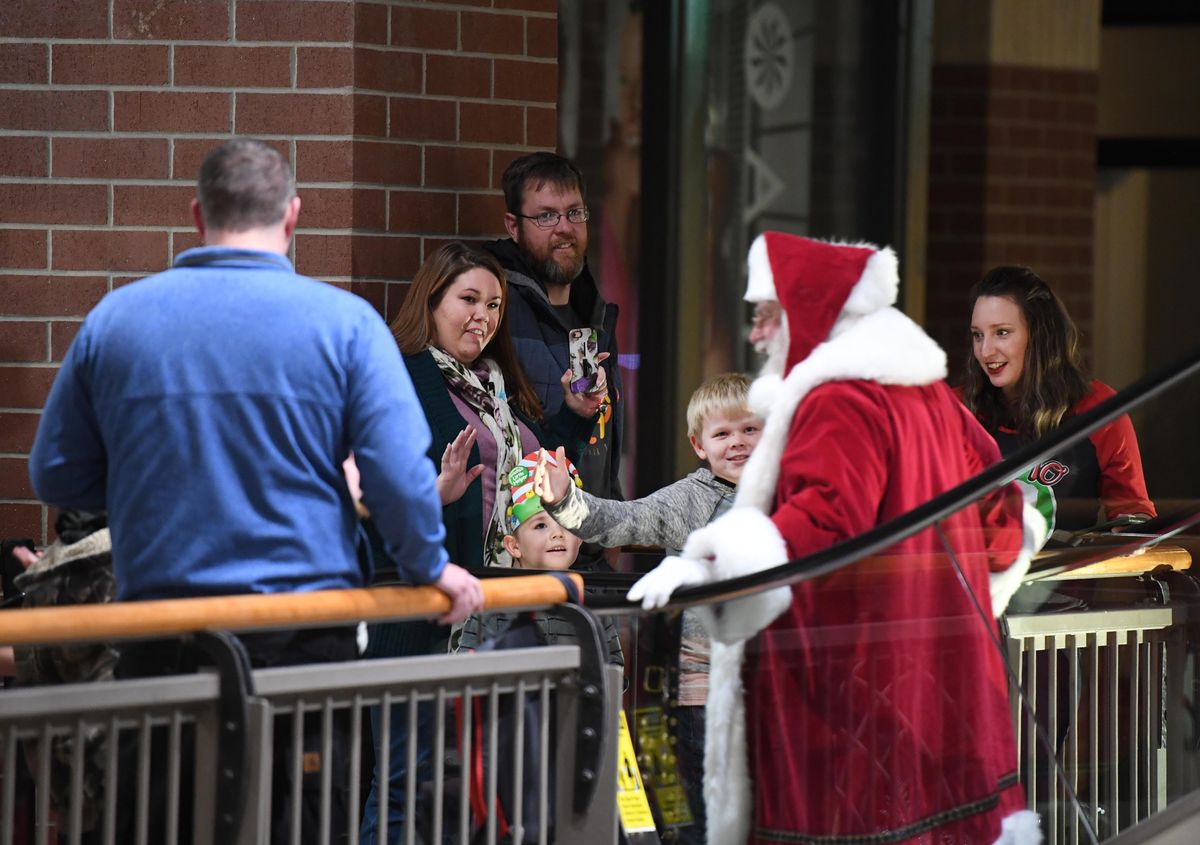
left=29, top=247, right=448, bottom=601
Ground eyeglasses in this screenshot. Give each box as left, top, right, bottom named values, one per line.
left=514, top=207, right=590, bottom=228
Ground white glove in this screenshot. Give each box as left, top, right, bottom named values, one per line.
left=627, top=555, right=713, bottom=610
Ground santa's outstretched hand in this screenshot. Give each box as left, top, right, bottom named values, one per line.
left=627, top=507, right=794, bottom=645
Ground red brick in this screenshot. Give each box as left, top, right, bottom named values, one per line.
left=0, top=321, right=47, bottom=364
left=237, top=93, right=352, bottom=136
left=460, top=102, right=524, bottom=145
left=0, top=230, right=48, bottom=269
left=494, top=59, right=556, bottom=103
left=389, top=190, right=455, bottom=234
left=0, top=457, right=36, bottom=499
left=297, top=47, right=353, bottom=89
left=173, top=138, right=290, bottom=182
left=0, top=43, right=47, bottom=84
left=526, top=106, right=556, bottom=147
left=424, top=146, right=489, bottom=189
left=494, top=0, right=555, bottom=11
left=294, top=234, right=351, bottom=278
left=0, top=137, right=47, bottom=178
left=172, top=231, right=204, bottom=257
left=0, top=91, right=108, bottom=132
left=0, top=184, right=107, bottom=226
left=0, top=276, right=107, bottom=317
left=53, top=44, right=168, bottom=85
left=333, top=280, right=386, bottom=316
left=115, top=91, right=230, bottom=133
left=458, top=193, right=506, bottom=237
left=355, top=141, right=421, bottom=185
left=54, top=138, right=170, bottom=180
left=0, top=412, right=41, bottom=453
left=0, top=365, right=57, bottom=409
left=53, top=230, right=169, bottom=273
left=526, top=16, right=557, bottom=59
left=113, top=185, right=195, bottom=227
left=1025, top=98, right=1060, bottom=122
left=175, top=45, right=291, bottom=88
left=390, top=7, right=457, bottom=50
left=491, top=149, right=527, bottom=189
left=355, top=2, right=388, bottom=45
left=354, top=95, right=389, bottom=138
left=1025, top=155, right=1060, bottom=179
left=0, top=503, right=42, bottom=544
left=114, top=0, right=229, bottom=40
left=301, top=188, right=387, bottom=230
left=1062, top=100, right=1098, bottom=126
left=237, top=1, right=353, bottom=42
left=462, top=11, right=525, bottom=55
left=355, top=48, right=422, bottom=93
left=384, top=280, right=412, bottom=322
left=426, top=55, right=491, bottom=98
left=50, top=322, right=82, bottom=361
left=352, top=235, right=420, bottom=278
left=389, top=97, right=457, bottom=141
left=1, top=0, right=107, bottom=38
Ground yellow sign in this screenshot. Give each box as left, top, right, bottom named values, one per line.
left=616, top=710, right=657, bottom=833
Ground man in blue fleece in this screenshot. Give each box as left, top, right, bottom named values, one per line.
left=28, top=138, right=482, bottom=843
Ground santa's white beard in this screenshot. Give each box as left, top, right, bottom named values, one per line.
left=754, top=312, right=789, bottom=378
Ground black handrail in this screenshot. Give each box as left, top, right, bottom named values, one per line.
left=570, top=344, right=1200, bottom=612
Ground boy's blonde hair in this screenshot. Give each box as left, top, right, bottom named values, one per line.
left=686, top=372, right=753, bottom=438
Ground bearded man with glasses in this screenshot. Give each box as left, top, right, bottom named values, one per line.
left=485, top=153, right=625, bottom=528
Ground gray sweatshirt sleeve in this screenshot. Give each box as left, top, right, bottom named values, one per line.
left=545, top=474, right=721, bottom=550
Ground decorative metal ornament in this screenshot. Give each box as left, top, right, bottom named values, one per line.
left=744, top=3, right=795, bottom=111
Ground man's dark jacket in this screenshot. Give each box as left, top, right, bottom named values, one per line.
left=484, top=238, right=623, bottom=501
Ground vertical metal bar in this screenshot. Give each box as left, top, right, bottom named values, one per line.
left=69, top=718, right=85, bottom=845
left=378, top=692, right=391, bottom=845
left=320, top=697, right=333, bottom=845
left=166, top=710, right=182, bottom=845
left=1151, top=640, right=1165, bottom=810
left=1088, top=633, right=1099, bottom=835
left=1024, top=637, right=1037, bottom=810
left=348, top=695, right=362, bottom=843
left=405, top=694, right=418, bottom=845
left=35, top=723, right=51, bottom=845
left=1106, top=630, right=1119, bottom=835
left=538, top=680, right=550, bottom=845
left=136, top=714, right=152, bottom=845
left=103, top=716, right=118, bottom=845
left=512, top=678, right=526, bottom=843
left=1, top=727, right=14, bottom=845
left=1067, top=634, right=1080, bottom=845
left=486, top=683, right=500, bottom=845
left=290, top=700, right=304, bottom=845
left=1130, top=631, right=1141, bottom=823
left=460, top=686, right=472, bottom=844
left=1048, top=637, right=1059, bottom=845
left=431, top=687, right=446, bottom=845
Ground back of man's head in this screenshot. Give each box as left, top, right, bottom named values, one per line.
left=501, top=152, right=586, bottom=214
left=196, top=139, right=296, bottom=233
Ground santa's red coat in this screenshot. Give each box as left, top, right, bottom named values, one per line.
left=745, top=379, right=1026, bottom=844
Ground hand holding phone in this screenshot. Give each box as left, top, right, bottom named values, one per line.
left=568, top=328, right=600, bottom=394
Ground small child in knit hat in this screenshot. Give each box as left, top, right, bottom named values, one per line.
left=455, top=452, right=624, bottom=666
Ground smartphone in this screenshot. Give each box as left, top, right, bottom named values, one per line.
left=568, top=328, right=600, bottom=394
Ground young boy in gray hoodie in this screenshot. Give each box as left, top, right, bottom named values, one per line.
left=534, top=372, right=763, bottom=845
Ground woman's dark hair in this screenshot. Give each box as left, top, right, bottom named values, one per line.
left=391, top=242, right=543, bottom=421
left=963, top=265, right=1090, bottom=440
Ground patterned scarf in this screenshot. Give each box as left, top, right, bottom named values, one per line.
left=430, top=347, right=523, bottom=567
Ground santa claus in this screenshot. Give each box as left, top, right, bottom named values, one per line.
left=630, top=233, right=1045, bottom=845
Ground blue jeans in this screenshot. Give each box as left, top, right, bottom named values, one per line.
left=359, top=700, right=436, bottom=845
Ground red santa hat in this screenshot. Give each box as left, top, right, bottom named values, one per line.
left=746, top=232, right=900, bottom=373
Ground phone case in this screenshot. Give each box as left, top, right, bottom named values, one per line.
left=568, top=328, right=600, bottom=394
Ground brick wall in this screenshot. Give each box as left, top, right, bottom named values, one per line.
left=926, top=64, right=1099, bottom=382
left=0, top=0, right=558, bottom=545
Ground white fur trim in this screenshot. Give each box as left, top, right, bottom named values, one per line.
left=745, top=234, right=775, bottom=302
left=737, top=306, right=947, bottom=514
left=992, top=810, right=1042, bottom=845
left=990, top=493, right=1051, bottom=617
left=703, top=640, right=751, bottom=845
left=842, top=245, right=899, bottom=315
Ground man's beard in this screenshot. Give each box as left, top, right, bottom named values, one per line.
left=755, top=312, right=789, bottom=378
left=519, top=240, right=584, bottom=289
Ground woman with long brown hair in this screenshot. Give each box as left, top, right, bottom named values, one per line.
left=964, top=265, right=1154, bottom=530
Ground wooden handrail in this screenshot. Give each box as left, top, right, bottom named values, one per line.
left=0, top=573, right=583, bottom=647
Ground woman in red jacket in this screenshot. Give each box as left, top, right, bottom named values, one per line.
left=965, top=265, right=1155, bottom=531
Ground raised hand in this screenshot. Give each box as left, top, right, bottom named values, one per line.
left=532, top=446, right=571, bottom=506
left=437, top=427, right=484, bottom=505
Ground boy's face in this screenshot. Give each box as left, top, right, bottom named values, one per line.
left=690, top=410, right=763, bottom=484
left=503, top=511, right=582, bottom=570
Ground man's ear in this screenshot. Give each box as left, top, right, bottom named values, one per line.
left=190, top=198, right=207, bottom=242
left=689, top=434, right=708, bottom=463
left=503, top=212, right=520, bottom=241
left=282, top=196, right=302, bottom=240
left=502, top=533, right=522, bottom=560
